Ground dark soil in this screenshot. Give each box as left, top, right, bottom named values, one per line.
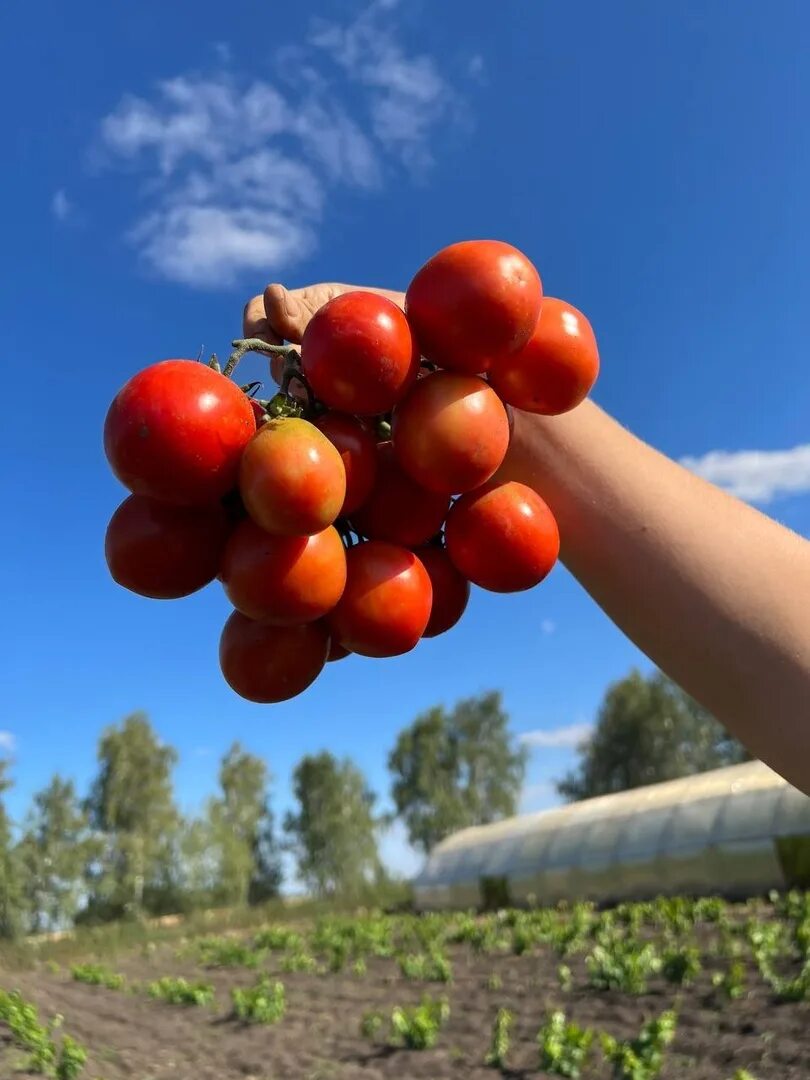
left=1, top=927, right=807, bottom=1079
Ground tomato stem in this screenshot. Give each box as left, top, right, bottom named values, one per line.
left=223, top=338, right=299, bottom=378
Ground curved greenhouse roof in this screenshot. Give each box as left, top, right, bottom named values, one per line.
left=412, top=760, right=810, bottom=909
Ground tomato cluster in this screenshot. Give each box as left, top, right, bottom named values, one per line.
left=103, top=240, right=599, bottom=703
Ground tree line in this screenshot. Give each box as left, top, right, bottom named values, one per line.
left=0, top=671, right=746, bottom=937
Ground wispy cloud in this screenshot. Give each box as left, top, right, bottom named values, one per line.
left=519, top=722, right=593, bottom=749
left=97, top=3, right=464, bottom=288
left=540, top=618, right=556, bottom=636
left=680, top=445, right=810, bottom=504
left=51, top=189, right=73, bottom=222
left=519, top=780, right=559, bottom=812
left=0, top=731, right=16, bottom=753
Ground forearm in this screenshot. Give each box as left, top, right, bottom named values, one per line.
left=497, top=401, right=810, bottom=793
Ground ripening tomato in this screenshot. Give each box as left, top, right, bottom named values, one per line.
left=330, top=541, right=432, bottom=657
left=350, top=442, right=449, bottom=546
left=327, top=637, right=350, bottom=662
left=301, top=291, right=420, bottom=415
left=239, top=418, right=346, bottom=536
left=488, top=297, right=599, bottom=414
left=445, top=481, right=560, bottom=592
left=219, top=612, right=329, bottom=703
left=392, top=372, right=510, bottom=495
left=417, top=546, right=471, bottom=638
left=405, top=241, right=542, bottom=374
left=220, top=519, right=346, bottom=624
left=104, top=360, right=256, bottom=506
left=105, top=494, right=231, bottom=599
left=315, top=412, right=378, bottom=515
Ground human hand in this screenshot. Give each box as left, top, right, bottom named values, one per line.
left=243, top=282, right=405, bottom=387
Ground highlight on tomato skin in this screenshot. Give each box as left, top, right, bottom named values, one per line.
left=239, top=417, right=346, bottom=537
left=105, top=494, right=232, bottom=600
left=219, top=519, right=347, bottom=625
left=103, top=360, right=256, bottom=507
left=416, top=545, right=471, bottom=638
left=329, top=541, right=433, bottom=658
left=314, top=412, right=378, bottom=516
left=404, top=240, right=543, bottom=375
left=391, top=371, right=510, bottom=495
left=488, top=297, right=600, bottom=415
left=445, top=481, right=560, bottom=593
left=349, top=442, right=450, bottom=547
left=301, top=291, right=420, bottom=415
left=219, top=612, right=329, bottom=703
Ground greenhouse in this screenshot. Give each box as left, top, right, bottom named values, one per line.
left=412, top=760, right=810, bottom=910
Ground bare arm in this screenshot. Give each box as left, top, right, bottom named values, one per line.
left=246, top=283, right=810, bottom=794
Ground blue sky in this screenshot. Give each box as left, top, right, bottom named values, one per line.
left=1, top=1, right=808, bottom=879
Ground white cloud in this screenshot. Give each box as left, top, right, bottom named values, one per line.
left=51, top=189, right=73, bottom=222
left=98, top=5, right=460, bottom=288
left=541, top=618, right=556, bottom=636
left=519, top=722, right=593, bottom=749
left=0, top=731, right=16, bottom=753
left=680, top=445, right=810, bottom=504
left=520, top=780, right=559, bottom=813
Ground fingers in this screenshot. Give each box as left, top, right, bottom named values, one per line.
left=242, top=294, right=282, bottom=346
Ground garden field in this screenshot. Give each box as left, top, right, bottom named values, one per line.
left=1, top=894, right=809, bottom=1079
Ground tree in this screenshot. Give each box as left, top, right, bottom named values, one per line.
left=17, top=776, right=95, bottom=932
left=84, top=713, right=180, bottom=920
left=388, top=691, right=528, bottom=853
left=0, top=760, right=23, bottom=939
left=557, top=669, right=750, bottom=801
left=284, top=752, right=381, bottom=896
left=208, top=742, right=282, bottom=906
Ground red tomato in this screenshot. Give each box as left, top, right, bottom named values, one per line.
left=301, top=291, right=420, bottom=415
left=391, top=372, right=510, bottom=495
left=315, top=412, right=377, bottom=515
left=104, top=360, right=256, bottom=506
left=445, top=481, right=560, bottom=592
left=405, top=241, right=542, bottom=374
left=417, top=546, right=471, bottom=637
left=239, top=418, right=346, bottom=536
left=330, top=541, right=432, bottom=657
left=327, top=638, right=350, bottom=662
left=105, top=494, right=231, bottom=599
left=488, top=297, right=599, bottom=414
left=220, top=519, right=346, bottom=624
left=350, top=442, right=449, bottom=546
left=219, top=612, right=329, bottom=702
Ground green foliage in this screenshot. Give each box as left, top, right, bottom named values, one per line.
left=485, top=1007, right=513, bottom=1068
left=557, top=670, right=748, bottom=800
left=0, top=760, right=24, bottom=939
left=253, top=925, right=303, bottom=952
left=388, top=692, right=527, bottom=853
left=586, top=940, right=661, bottom=994
left=196, top=935, right=262, bottom=968
left=398, top=949, right=453, bottom=982
left=661, top=944, right=702, bottom=985
left=486, top=972, right=503, bottom=991
left=730, top=1071, right=758, bottom=1080
left=711, top=960, right=746, bottom=1000
left=56, top=1035, right=88, bottom=1080
left=390, top=995, right=450, bottom=1050
left=0, top=989, right=86, bottom=1077
left=360, top=1010, right=385, bottom=1039
left=17, top=776, right=95, bottom=934
left=208, top=742, right=282, bottom=907
left=148, top=976, right=214, bottom=1006
left=281, top=950, right=319, bottom=974
left=71, top=963, right=125, bottom=990
left=84, top=713, right=180, bottom=920
left=600, top=1010, right=677, bottom=1080
left=284, top=752, right=382, bottom=896
left=231, top=976, right=286, bottom=1024
left=557, top=963, right=573, bottom=991
left=537, top=1010, right=593, bottom=1078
